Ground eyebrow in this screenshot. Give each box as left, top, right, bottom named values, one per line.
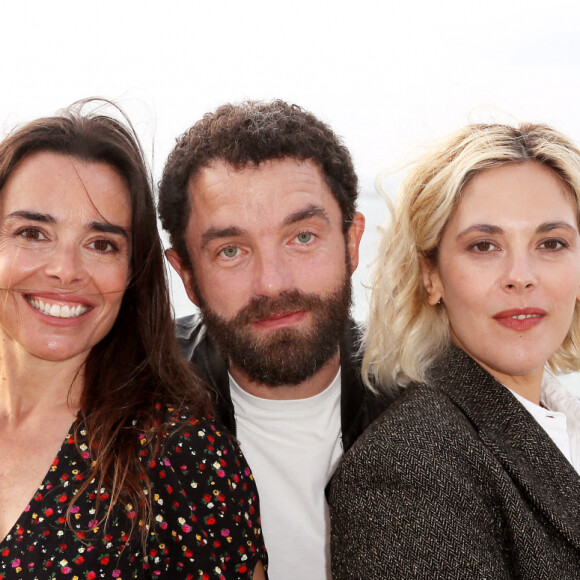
left=456, top=221, right=578, bottom=240
left=283, top=204, right=330, bottom=227
left=6, top=210, right=55, bottom=223
left=455, top=224, right=503, bottom=240
left=201, top=225, right=246, bottom=249
left=536, top=221, right=578, bottom=234
left=6, top=210, right=129, bottom=239
left=88, top=221, right=130, bottom=239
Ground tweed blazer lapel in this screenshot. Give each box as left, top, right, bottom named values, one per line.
left=430, top=346, right=580, bottom=551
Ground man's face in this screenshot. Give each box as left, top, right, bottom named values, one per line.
left=167, top=158, right=365, bottom=387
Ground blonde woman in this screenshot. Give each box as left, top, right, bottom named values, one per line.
left=330, top=123, right=580, bottom=579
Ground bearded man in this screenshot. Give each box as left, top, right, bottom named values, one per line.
left=158, top=100, right=396, bottom=580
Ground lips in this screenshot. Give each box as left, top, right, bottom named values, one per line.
left=493, top=307, right=546, bottom=330
left=25, top=295, right=91, bottom=319
left=252, top=310, right=308, bottom=330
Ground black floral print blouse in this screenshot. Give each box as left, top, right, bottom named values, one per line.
left=0, top=413, right=267, bottom=579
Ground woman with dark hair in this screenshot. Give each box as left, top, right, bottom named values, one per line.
left=0, top=101, right=267, bottom=579
left=330, top=123, right=580, bottom=578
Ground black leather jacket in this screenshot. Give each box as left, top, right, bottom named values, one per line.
left=176, top=314, right=399, bottom=452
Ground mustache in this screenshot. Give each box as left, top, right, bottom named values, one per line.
left=232, top=290, right=324, bottom=325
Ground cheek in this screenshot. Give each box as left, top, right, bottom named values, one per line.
left=0, top=249, right=40, bottom=289
left=439, top=262, right=484, bottom=305
left=95, top=262, right=130, bottom=299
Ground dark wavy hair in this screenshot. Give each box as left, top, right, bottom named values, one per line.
left=0, top=99, right=212, bottom=540
left=158, top=99, right=359, bottom=270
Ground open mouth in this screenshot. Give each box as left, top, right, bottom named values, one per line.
left=26, top=296, right=91, bottom=319
left=511, top=314, right=541, bottom=320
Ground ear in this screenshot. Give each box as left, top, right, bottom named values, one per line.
left=346, top=212, right=365, bottom=273
left=166, top=248, right=200, bottom=307
left=418, top=254, right=443, bottom=306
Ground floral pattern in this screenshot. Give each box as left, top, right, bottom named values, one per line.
left=0, top=414, right=266, bottom=579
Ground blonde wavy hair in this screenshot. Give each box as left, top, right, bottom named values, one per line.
left=364, top=122, right=580, bottom=390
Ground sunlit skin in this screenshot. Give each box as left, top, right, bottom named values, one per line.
left=421, top=161, right=580, bottom=403
left=0, top=151, right=131, bottom=540
left=167, top=158, right=365, bottom=399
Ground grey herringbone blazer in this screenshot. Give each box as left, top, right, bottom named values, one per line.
left=329, top=346, right=580, bottom=579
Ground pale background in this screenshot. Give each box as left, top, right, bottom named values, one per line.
left=1, top=0, right=579, bottom=391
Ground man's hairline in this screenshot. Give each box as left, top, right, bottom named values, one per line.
left=182, top=154, right=350, bottom=223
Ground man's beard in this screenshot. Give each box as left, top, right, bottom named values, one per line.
left=196, top=277, right=352, bottom=387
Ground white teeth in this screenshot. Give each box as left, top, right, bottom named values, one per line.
left=27, top=297, right=90, bottom=319
left=512, top=314, right=540, bottom=320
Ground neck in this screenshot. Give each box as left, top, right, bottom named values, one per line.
left=0, top=344, right=84, bottom=424
left=229, top=351, right=341, bottom=400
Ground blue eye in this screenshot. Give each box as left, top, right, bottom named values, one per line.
left=296, top=232, right=313, bottom=243
left=221, top=246, right=239, bottom=258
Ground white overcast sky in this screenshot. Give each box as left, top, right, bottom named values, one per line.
left=1, top=0, right=579, bottom=386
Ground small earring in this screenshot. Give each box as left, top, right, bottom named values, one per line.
left=437, top=299, right=442, bottom=305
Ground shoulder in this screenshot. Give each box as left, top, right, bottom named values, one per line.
left=154, top=411, right=250, bottom=478
left=339, top=319, right=401, bottom=449
left=340, top=382, right=479, bottom=475
left=146, top=411, right=267, bottom=576
left=175, top=312, right=203, bottom=339
left=175, top=313, right=206, bottom=358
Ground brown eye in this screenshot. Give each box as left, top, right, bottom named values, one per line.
left=474, top=241, right=495, bottom=252
left=17, top=227, right=46, bottom=240
left=540, top=239, right=565, bottom=251
left=90, top=239, right=116, bottom=253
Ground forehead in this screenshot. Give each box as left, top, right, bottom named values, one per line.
left=1, top=151, right=131, bottom=220
left=187, top=158, right=341, bottom=229
left=449, top=161, right=577, bottom=228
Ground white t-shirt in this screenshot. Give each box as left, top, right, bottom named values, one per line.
left=229, top=371, right=342, bottom=580
left=509, top=370, right=580, bottom=475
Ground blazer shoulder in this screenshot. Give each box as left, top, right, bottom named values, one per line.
left=342, top=381, right=482, bottom=475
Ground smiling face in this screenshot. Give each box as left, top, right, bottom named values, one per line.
left=0, top=151, right=131, bottom=366
left=421, top=161, right=580, bottom=398
left=167, top=158, right=364, bottom=392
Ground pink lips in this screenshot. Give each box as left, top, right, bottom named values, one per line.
left=252, top=310, right=308, bottom=330
left=493, top=307, right=546, bottom=331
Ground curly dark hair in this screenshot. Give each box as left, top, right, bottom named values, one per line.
left=158, top=99, right=359, bottom=269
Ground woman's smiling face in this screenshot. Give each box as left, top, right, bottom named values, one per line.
left=0, top=151, right=131, bottom=365
left=421, top=161, right=580, bottom=397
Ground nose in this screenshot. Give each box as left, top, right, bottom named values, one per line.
left=502, top=250, right=537, bottom=292
left=44, top=243, right=87, bottom=286
left=251, top=249, right=293, bottom=298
